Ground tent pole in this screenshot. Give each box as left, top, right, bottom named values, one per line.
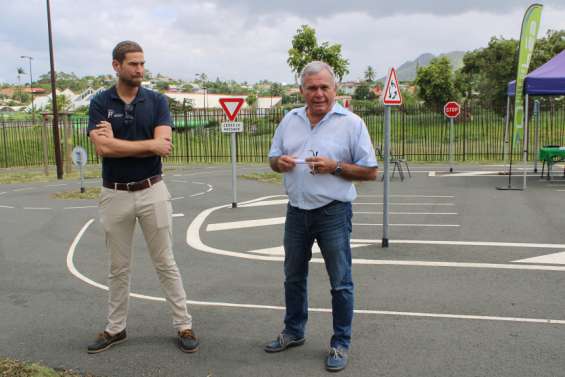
left=503, top=96, right=511, bottom=174
left=533, top=100, right=540, bottom=173
left=522, top=94, right=529, bottom=190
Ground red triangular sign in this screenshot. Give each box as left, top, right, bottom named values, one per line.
left=383, top=67, right=402, bottom=105
left=219, top=98, right=245, bottom=121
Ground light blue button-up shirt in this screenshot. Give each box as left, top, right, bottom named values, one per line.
left=268, top=103, right=378, bottom=210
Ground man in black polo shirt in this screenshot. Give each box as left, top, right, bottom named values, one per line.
left=86, top=40, right=198, bottom=354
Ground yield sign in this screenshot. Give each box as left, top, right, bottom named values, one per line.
left=219, top=98, right=245, bottom=121
left=383, top=67, right=402, bottom=106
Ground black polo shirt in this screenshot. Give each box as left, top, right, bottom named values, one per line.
left=88, top=86, right=172, bottom=183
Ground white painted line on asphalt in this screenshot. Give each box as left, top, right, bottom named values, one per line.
left=66, top=219, right=108, bottom=291
left=172, top=213, right=185, bottom=218
left=170, top=179, right=188, bottom=183
left=13, top=188, right=33, bottom=192
left=193, top=181, right=206, bottom=185
left=239, top=199, right=289, bottom=207
left=171, top=196, right=185, bottom=201
left=67, top=218, right=565, bottom=325
left=0, top=192, right=7, bottom=196
left=207, top=217, right=285, bottom=231
left=206, top=184, right=213, bottom=192
left=513, top=251, right=565, bottom=265
left=354, top=212, right=458, bottom=215
left=353, top=223, right=460, bottom=227
left=47, top=183, right=67, bottom=187
left=442, top=171, right=499, bottom=176
left=354, top=202, right=455, bottom=206
left=247, top=242, right=371, bottom=256
left=190, top=192, right=205, bottom=197
left=357, top=194, right=455, bottom=198
left=0, top=205, right=14, bottom=209
left=23, top=207, right=52, bottom=210
left=351, top=239, right=565, bottom=249
left=64, top=205, right=98, bottom=210
left=429, top=171, right=436, bottom=177
left=349, top=259, right=565, bottom=271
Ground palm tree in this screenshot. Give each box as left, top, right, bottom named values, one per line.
left=364, top=66, right=376, bottom=83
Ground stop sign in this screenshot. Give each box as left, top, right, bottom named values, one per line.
left=443, top=101, right=461, bottom=118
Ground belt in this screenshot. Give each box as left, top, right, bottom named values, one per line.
left=103, top=175, right=162, bottom=192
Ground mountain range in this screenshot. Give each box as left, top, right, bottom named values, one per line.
left=378, top=51, right=466, bottom=82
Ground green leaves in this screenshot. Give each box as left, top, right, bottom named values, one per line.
left=415, top=56, right=457, bottom=111
left=287, top=25, right=349, bottom=82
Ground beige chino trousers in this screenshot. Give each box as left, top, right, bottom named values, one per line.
left=99, top=180, right=192, bottom=335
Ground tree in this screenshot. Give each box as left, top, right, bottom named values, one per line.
left=457, top=37, right=517, bottom=110
left=353, top=82, right=376, bottom=100
left=287, top=25, right=349, bottom=82
left=47, top=94, right=71, bottom=112
left=17, top=67, right=25, bottom=86
left=364, top=66, right=376, bottom=82
left=270, top=82, right=284, bottom=97
left=246, top=93, right=258, bottom=108
left=415, top=56, right=458, bottom=111
left=530, top=29, right=565, bottom=71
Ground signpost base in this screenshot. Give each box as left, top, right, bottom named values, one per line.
left=232, top=202, right=237, bottom=208
left=382, top=238, right=389, bottom=248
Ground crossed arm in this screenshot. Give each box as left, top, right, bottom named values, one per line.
left=89, top=121, right=172, bottom=158
left=270, top=155, right=378, bottom=181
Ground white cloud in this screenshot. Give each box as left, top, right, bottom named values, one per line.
left=1, top=1, right=564, bottom=85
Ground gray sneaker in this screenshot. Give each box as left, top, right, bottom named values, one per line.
left=264, top=333, right=305, bottom=353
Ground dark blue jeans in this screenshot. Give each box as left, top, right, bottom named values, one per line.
left=282, top=200, right=354, bottom=350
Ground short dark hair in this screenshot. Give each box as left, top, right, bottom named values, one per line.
left=112, top=41, right=143, bottom=63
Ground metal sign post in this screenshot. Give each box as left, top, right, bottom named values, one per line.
left=219, top=98, right=245, bottom=208
left=381, top=68, right=402, bottom=248
left=443, top=101, right=461, bottom=173
left=71, top=146, right=87, bottom=193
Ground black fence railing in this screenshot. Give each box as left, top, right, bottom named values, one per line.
left=1, top=102, right=564, bottom=168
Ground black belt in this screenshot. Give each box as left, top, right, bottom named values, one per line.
left=103, top=175, right=162, bottom=192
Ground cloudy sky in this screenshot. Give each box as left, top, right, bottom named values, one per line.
left=2, top=1, right=565, bottom=85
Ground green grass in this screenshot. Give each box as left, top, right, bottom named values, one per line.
left=240, top=171, right=282, bottom=184
left=51, top=187, right=101, bottom=200
left=0, top=357, right=100, bottom=377
left=0, top=168, right=100, bottom=184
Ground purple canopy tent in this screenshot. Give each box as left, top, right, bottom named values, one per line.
left=503, top=49, right=565, bottom=174
left=507, top=49, right=565, bottom=96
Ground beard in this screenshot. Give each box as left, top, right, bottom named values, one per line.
left=119, top=75, right=142, bottom=88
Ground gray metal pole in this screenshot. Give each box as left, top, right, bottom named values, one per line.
left=503, top=96, right=511, bottom=173
left=533, top=100, right=540, bottom=173
left=449, top=117, right=454, bottom=173
left=231, top=132, right=237, bottom=208
left=382, top=106, right=391, bottom=248
left=522, top=94, right=529, bottom=189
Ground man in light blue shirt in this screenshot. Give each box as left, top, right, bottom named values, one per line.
left=265, top=61, right=378, bottom=372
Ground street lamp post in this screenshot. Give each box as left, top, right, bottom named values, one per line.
left=20, top=55, right=35, bottom=123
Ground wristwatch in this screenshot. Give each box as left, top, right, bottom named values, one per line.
left=332, top=161, right=343, bottom=176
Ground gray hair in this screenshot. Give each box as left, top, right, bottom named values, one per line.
left=299, top=61, right=337, bottom=88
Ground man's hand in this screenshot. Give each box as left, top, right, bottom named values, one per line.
left=273, top=155, right=296, bottom=173
left=305, top=155, right=338, bottom=175
left=151, top=137, right=172, bottom=157
left=91, top=121, right=114, bottom=138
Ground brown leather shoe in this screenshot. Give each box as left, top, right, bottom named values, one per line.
left=178, top=328, right=199, bottom=353
left=87, top=329, right=127, bottom=354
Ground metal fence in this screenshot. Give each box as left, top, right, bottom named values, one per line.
left=1, top=101, right=564, bottom=168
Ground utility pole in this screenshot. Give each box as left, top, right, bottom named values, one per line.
left=46, top=0, right=63, bottom=179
